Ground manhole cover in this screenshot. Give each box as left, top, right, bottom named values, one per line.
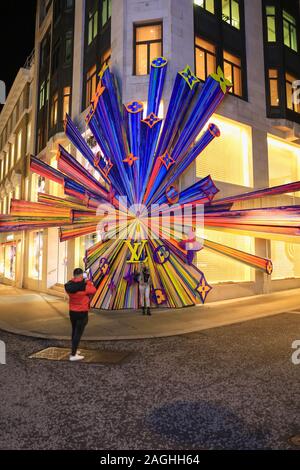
left=289, top=435, right=300, bottom=446
left=29, top=347, right=132, bottom=364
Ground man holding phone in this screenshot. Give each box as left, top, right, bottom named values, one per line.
left=64, top=268, right=96, bottom=361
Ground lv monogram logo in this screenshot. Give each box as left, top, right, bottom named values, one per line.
left=126, top=240, right=148, bottom=263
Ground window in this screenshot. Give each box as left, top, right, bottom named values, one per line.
left=197, top=229, right=254, bottom=283
left=17, top=130, right=22, bottom=160
left=39, top=81, right=46, bottom=110
left=268, top=136, right=300, bottom=193
left=283, top=11, right=298, bottom=52
left=134, top=23, right=163, bottom=76
left=65, top=32, right=73, bottom=64
left=268, top=69, right=279, bottom=107
left=10, top=142, right=14, bottom=169
left=86, top=65, right=97, bottom=108
left=223, top=50, right=242, bottom=97
left=271, top=241, right=300, bottom=280
left=196, top=114, right=253, bottom=187
left=102, top=0, right=112, bottom=27
left=53, top=0, right=62, bottom=23
left=286, top=72, right=300, bottom=113
left=51, top=92, right=59, bottom=127
left=26, top=121, right=31, bottom=155
left=194, top=0, right=214, bottom=14
left=65, top=0, right=73, bottom=10
left=5, top=152, right=9, bottom=175
left=52, top=40, right=60, bottom=74
left=88, top=8, right=98, bottom=45
left=101, top=48, right=111, bottom=69
left=63, top=86, right=71, bottom=118
left=195, top=37, right=216, bottom=81
left=222, top=0, right=240, bottom=29
left=266, top=6, right=276, bottom=42
left=29, top=231, right=43, bottom=280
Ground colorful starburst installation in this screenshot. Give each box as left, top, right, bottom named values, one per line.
left=1, top=59, right=300, bottom=310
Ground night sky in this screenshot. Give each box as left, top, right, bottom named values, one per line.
left=0, top=1, right=36, bottom=109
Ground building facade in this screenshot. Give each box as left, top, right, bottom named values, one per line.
left=1, top=0, right=300, bottom=303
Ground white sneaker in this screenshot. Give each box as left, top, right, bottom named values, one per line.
left=69, top=354, right=84, bottom=361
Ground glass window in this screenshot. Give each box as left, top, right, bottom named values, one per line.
left=39, top=81, right=46, bottom=110
left=17, top=130, right=22, bottom=160
left=222, top=0, right=240, bottom=29
left=223, top=50, right=242, bottom=97
left=196, top=114, right=253, bottom=187
left=52, top=40, right=60, bottom=74
left=268, top=69, right=279, bottom=107
left=194, top=0, right=214, bottom=14
left=266, top=6, right=276, bottom=42
left=101, top=48, right=111, bottom=69
left=134, top=23, right=163, bottom=75
left=88, top=8, right=98, bottom=45
left=197, top=229, right=254, bottom=283
left=51, top=92, right=59, bottom=127
left=29, top=231, right=43, bottom=280
left=10, top=142, right=14, bottom=169
left=285, top=72, right=300, bottom=113
left=86, top=65, right=97, bottom=108
left=65, top=0, right=73, bottom=10
left=65, top=31, right=73, bottom=64
left=283, top=11, right=298, bottom=52
left=102, top=0, right=112, bottom=27
left=268, top=136, right=300, bottom=190
left=271, top=241, right=300, bottom=280
left=195, top=36, right=216, bottom=81
left=63, top=86, right=71, bottom=118
left=26, top=121, right=31, bottom=155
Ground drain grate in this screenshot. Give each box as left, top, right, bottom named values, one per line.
left=29, top=347, right=132, bottom=364
left=289, top=435, right=300, bottom=447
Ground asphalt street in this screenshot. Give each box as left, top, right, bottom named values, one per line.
left=0, top=312, right=299, bottom=450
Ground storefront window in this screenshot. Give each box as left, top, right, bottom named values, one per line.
left=29, top=231, right=43, bottom=280
left=2, top=242, right=16, bottom=280
left=268, top=136, right=300, bottom=193
left=196, top=114, right=253, bottom=187
left=197, top=229, right=254, bottom=283
left=271, top=241, right=300, bottom=280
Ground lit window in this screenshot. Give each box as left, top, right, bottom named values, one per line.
left=29, top=231, right=43, bottom=280
left=268, top=69, right=279, bottom=107
left=195, top=36, right=216, bottom=81
left=271, top=241, right=300, bottom=280
left=101, top=48, right=111, bottom=69
left=222, top=0, right=240, bottom=29
left=134, top=23, right=163, bottom=76
left=196, top=114, right=253, bottom=187
left=39, top=81, right=46, bottom=110
left=51, top=92, right=59, bottom=127
left=102, top=0, right=112, bottom=27
left=5, top=152, right=9, bottom=175
left=17, top=130, right=22, bottom=160
left=266, top=6, right=276, bottom=42
left=194, top=0, right=214, bottom=14
left=86, top=65, right=97, bottom=108
left=88, top=8, right=98, bottom=45
left=196, top=229, right=254, bottom=283
left=283, top=10, right=298, bottom=52
left=26, top=121, right=31, bottom=155
left=63, top=86, right=71, bottom=118
left=10, top=142, right=14, bottom=169
left=268, top=136, right=300, bottom=189
left=223, top=50, right=242, bottom=97
left=285, top=72, right=300, bottom=113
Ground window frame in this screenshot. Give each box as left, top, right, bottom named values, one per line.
left=85, top=65, right=97, bottom=109
left=133, top=21, right=163, bottom=76
left=222, top=0, right=240, bottom=30
left=283, top=10, right=298, bottom=52
left=268, top=68, right=280, bottom=108
left=87, top=7, right=98, bottom=46
left=223, top=50, right=242, bottom=98
left=194, top=0, right=215, bottom=15
left=195, top=36, right=217, bottom=81
left=266, top=5, right=276, bottom=43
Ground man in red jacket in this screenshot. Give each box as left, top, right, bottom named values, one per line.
left=64, top=268, right=96, bottom=361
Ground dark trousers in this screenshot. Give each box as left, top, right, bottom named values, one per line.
left=69, top=311, right=88, bottom=356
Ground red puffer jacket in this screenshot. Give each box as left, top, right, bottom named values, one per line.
left=67, top=278, right=97, bottom=312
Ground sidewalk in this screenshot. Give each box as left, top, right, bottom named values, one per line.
left=0, top=284, right=299, bottom=340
